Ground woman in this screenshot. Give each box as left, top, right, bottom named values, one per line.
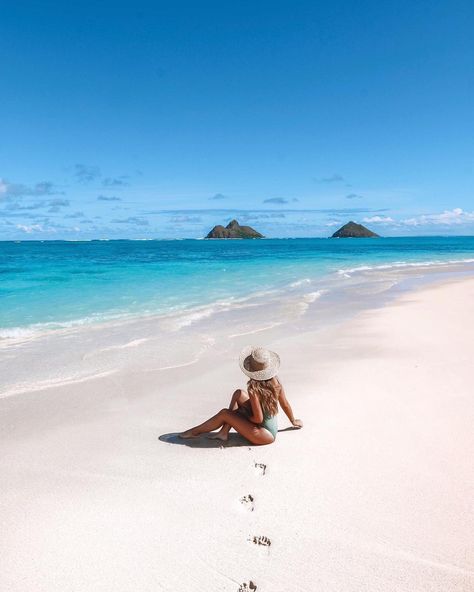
left=180, top=346, right=303, bottom=444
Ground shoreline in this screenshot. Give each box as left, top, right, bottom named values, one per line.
left=1, top=272, right=473, bottom=590
left=2, top=255, right=474, bottom=340
left=2, top=258, right=474, bottom=399
left=2, top=237, right=474, bottom=344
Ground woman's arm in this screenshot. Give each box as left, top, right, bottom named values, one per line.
left=247, top=390, right=264, bottom=424
left=277, top=379, right=303, bottom=428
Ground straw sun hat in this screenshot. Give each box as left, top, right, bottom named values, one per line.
left=239, top=346, right=280, bottom=381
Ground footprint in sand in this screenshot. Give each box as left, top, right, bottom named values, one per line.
left=240, top=494, right=255, bottom=511
left=238, top=582, right=257, bottom=591
left=249, top=535, right=271, bottom=547
left=254, top=462, right=266, bottom=476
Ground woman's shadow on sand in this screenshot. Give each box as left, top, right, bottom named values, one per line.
left=159, top=427, right=299, bottom=448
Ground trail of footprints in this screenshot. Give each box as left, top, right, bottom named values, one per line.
left=240, top=494, right=255, bottom=512
left=237, top=462, right=271, bottom=592
left=249, top=535, right=271, bottom=547
left=238, top=582, right=257, bottom=592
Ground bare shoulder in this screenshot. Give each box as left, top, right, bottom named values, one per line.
left=271, top=376, right=283, bottom=391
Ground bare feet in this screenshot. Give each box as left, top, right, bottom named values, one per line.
left=207, top=430, right=229, bottom=441
left=179, top=429, right=199, bottom=439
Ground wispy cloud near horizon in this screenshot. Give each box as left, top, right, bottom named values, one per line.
left=74, top=164, right=101, bottom=184
left=0, top=178, right=65, bottom=199
left=111, top=216, right=149, bottom=226
left=98, top=195, right=122, bottom=201
left=102, top=177, right=130, bottom=187
left=363, top=215, right=395, bottom=224
left=4, top=197, right=70, bottom=213
left=316, top=174, right=345, bottom=183
left=263, top=197, right=288, bottom=204
left=170, top=215, right=202, bottom=223
left=401, top=208, right=474, bottom=227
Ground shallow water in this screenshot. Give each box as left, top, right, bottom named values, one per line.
left=1, top=236, right=474, bottom=339
left=1, top=237, right=474, bottom=397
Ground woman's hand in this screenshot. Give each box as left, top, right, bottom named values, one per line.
left=292, top=419, right=303, bottom=429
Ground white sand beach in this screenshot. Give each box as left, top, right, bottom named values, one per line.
left=1, top=276, right=473, bottom=591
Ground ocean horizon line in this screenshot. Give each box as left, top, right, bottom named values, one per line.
left=1, top=234, right=474, bottom=243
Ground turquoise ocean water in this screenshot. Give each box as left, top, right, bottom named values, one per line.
left=1, top=236, right=474, bottom=339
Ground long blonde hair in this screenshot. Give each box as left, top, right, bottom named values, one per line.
left=247, top=378, right=279, bottom=417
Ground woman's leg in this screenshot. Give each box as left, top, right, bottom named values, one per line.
left=208, top=389, right=249, bottom=441
left=180, top=408, right=274, bottom=445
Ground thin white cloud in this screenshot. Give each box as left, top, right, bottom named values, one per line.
left=16, top=223, right=45, bottom=233
left=317, top=173, right=345, bottom=183
left=47, top=198, right=70, bottom=213
left=98, top=195, right=122, bottom=201
left=102, top=176, right=130, bottom=187
left=0, top=178, right=64, bottom=199
left=170, top=215, right=202, bottom=223
left=74, top=164, right=101, bottom=183
left=111, top=216, right=149, bottom=226
left=402, top=208, right=474, bottom=227
left=5, top=198, right=69, bottom=212
left=363, top=215, right=395, bottom=224
left=263, top=197, right=288, bottom=204
left=240, top=213, right=286, bottom=221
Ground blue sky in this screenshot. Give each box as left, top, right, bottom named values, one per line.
left=1, top=0, right=473, bottom=239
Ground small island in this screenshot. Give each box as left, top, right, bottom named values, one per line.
left=331, top=221, right=380, bottom=238
left=205, top=219, right=264, bottom=239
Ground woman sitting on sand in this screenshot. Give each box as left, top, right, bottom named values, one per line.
left=180, top=346, right=303, bottom=444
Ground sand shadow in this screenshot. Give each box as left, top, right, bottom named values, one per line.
left=159, top=426, right=299, bottom=448
left=159, top=432, right=251, bottom=448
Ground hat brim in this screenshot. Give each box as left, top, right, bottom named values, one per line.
left=239, top=345, right=280, bottom=381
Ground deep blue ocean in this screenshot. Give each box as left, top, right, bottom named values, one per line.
left=1, top=237, right=474, bottom=338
